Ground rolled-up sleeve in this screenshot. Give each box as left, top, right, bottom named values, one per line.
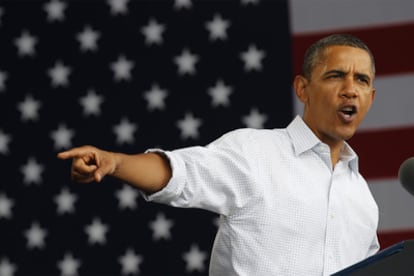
left=142, top=148, right=188, bottom=204
left=141, top=130, right=261, bottom=216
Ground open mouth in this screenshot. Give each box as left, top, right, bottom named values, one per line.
left=341, top=106, right=356, bottom=116
left=338, top=105, right=357, bottom=122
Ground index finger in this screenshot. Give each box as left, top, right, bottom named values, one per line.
left=57, top=146, right=96, bottom=160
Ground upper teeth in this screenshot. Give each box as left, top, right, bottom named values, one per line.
left=342, top=107, right=354, bottom=112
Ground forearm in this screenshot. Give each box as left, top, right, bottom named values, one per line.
left=111, top=152, right=172, bottom=194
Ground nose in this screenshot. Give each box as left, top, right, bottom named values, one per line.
left=341, top=78, right=358, bottom=98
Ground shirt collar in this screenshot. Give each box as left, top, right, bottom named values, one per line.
left=286, top=115, right=359, bottom=173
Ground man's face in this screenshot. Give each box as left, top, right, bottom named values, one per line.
left=295, top=45, right=376, bottom=146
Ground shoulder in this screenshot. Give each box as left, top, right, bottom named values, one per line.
left=208, top=127, right=288, bottom=150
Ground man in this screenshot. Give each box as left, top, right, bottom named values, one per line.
left=58, top=34, right=378, bottom=275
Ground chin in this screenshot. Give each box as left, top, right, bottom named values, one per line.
left=337, top=128, right=356, bottom=141
left=343, top=135, right=354, bottom=141
left=341, top=131, right=356, bottom=141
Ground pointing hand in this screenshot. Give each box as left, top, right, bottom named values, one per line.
left=57, top=145, right=117, bottom=183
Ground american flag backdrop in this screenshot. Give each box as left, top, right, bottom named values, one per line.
left=0, top=0, right=293, bottom=275
left=1, top=0, right=414, bottom=275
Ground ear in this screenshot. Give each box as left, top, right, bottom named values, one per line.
left=367, top=87, right=376, bottom=110
left=371, top=87, right=376, bottom=102
left=293, top=75, right=309, bottom=104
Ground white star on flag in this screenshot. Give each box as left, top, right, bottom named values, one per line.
left=110, top=55, right=134, bottom=81
left=79, top=89, right=104, bottom=116
left=48, top=61, right=71, bottom=87
left=50, top=124, right=75, bottom=150
left=14, top=30, right=38, bottom=57
left=108, top=0, right=130, bottom=15
left=176, top=112, right=202, bottom=140
left=17, top=94, right=42, bottom=122
left=76, top=25, right=100, bottom=52
left=141, top=18, right=165, bottom=46
left=25, top=222, right=48, bottom=249
left=57, top=252, right=81, bottom=276
left=116, top=185, right=139, bottom=210
left=182, top=244, right=207, bottom=273
left=242, top=108, right=267, bottom=129
left=0, top=193, right=14, bottom=219
left=0, top=130, right=11, bottom=155
left=174, top=0, right=192, bottom=10
left=85, top=217, right=109, bottom=245
left=149, top=212, right=174, bottom=241
left=0, top=258, right=16, bottom=276
left=43, top=0, right=66, bottom=22
left=144, top=83, right=168, bottom=111
left=174, top=48, right=199, bottom=75
left=240, top=44, right=266, bottom=71
left=20, top=157, right=44, bottom=185
left=119, top=248, right=143, bottom=275
left=205, top=14, right=230, bottom=41
left=54, top=188, right=77, bottom=215
left=113, top=117, right=137, bottom=145
left=208, top=79, right=233, bottom=107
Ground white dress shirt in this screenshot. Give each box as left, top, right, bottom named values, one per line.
left=145, top=115, right=379, bottom=276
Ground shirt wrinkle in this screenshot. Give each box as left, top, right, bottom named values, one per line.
left=144, top=116, right=379, bottom=276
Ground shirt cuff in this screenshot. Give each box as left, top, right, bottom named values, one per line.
left=140, top=148, right=186, bottom=204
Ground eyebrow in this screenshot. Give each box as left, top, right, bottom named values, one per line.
left=324, top=70, right=372, bottom=83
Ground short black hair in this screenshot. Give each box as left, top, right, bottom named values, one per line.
left=302, top=34, right=376, bottom=79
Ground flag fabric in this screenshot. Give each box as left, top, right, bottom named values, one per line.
left=1, top=0, right=414, bottom=275
left=289, top=0, right=414, bottom=250
left=0, top=0, right=293, bottom=275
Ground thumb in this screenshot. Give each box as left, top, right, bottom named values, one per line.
left=93, top=159, right=115, bottom=183
left=94, top=170, right=103, bottom=183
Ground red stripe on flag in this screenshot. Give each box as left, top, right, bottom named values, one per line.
left=379, top=229, right=414, bottom=249
left=349, top=127, right=414, bottom=180
left=292, top=22, right=414, bottom=76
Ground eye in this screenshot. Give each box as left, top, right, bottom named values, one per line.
left=325, top=70, right=345, bottom=80
left=326, top=73, right=341, bottom=80
left=355, top=73, right=370, bottom=84
left=358, top=76, right=369, bottom=84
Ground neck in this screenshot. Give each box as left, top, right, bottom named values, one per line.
left=328, top=140, right=344, bottom=167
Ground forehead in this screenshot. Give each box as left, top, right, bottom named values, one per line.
left=317, top=45, right=373, bottom=74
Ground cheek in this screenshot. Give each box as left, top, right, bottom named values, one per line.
left=360, top=94, right=374, bottom=113
left=313, top=94, right=335, bottom=110
left=306, top=85, right=337, bottom=112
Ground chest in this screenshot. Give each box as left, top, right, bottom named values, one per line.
left=245, top=152, right=378, bottom=234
